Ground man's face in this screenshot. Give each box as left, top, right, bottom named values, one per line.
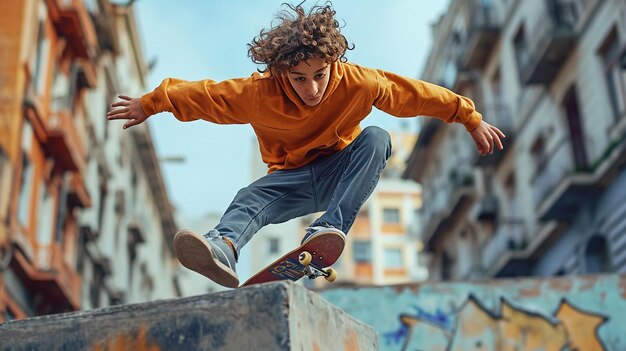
left=285, top=57, right=331, bottom=106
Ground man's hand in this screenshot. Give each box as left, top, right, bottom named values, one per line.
left=107, top=95, right=148, bottom=129
left=470, top=120, right=505, bottom=156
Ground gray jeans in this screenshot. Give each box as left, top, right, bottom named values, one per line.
left=215, top=126, right=392, bottom=257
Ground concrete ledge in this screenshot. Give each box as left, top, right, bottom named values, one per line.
left=0, top=281, right=378, bottom=350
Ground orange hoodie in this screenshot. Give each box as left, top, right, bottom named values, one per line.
left=141, top=62, right=482, bottom=173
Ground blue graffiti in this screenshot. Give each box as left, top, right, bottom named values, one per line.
left=383, top=305, right=451, bottom=346
left=383, top=323, right=409, bottom=346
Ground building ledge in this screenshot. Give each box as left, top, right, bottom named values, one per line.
left=0, top=281, right=378, bottom=350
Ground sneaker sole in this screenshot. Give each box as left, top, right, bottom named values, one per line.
left=302, top=227, right=346, bottom=246
left=173, top=229, right=239, bottom=288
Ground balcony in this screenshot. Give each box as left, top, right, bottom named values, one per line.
left=476, top=195, right=498, bottom=222
left=482, top=220, right=527, bottom=276
left=48, top=0, right=98, bottom=59
left=46, top=110, right=85, bottom=173
left=475, top=103, right=515, bottom=166
left=532, top=139, right=600, bottom=221
left=11, top=242, right=81, bottom=313
left=458, top=0, right=504, bottom=71
left=484, top=220, right=568, bottom=277
left=519, top=0, right=599, bottom=85
left=420, top=168, right=478, bottom=251
left=536, top=132, right=626, bottom=221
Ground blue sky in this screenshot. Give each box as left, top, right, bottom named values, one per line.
left=134, top=0, right=450, bottom=218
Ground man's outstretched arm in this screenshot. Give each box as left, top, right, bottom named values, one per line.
left=372, top=68, right=505, bottom=156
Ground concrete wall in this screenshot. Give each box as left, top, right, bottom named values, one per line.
left=320, top=274, right=626, bottom=351
left=0, top=281, right=378, bottom=351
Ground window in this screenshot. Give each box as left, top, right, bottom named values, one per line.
left=36, top=183, right=54, bottom=246
left=31, top=22, right=45, bottom=93
left=491, top=68, right=504, bottom=102
left=530, top=135, right=547, bottom=174
left=50, top=62, right=69, bottom=111
left=97, top=167, right=107, bottom=230
left=17, top=122, right=34, bottom=226
left=67, top=64, right=79, bottom=113
left=383, top=208, right=400, bottom=224
left=76, top=228, right=87, bottom=273
left=598, top=27, right=626, bottom=122
left=504, top=173, right=519, bottom=218
left=514, top=25, right=529, bottom=74
left=384, top=248, right=404, bottom=269
left=562, top=85, right=588, bottom=170
left=90, top=263, right=105, bottom=308
left=269, top=238, right=280, bottom=255
left=441, top=251, right=453, bottom=280
left=353, top=241, right=372, bottom=263
left=30, top=4, right=50, bottom=95
left=584, top=235, right=611, bottom=273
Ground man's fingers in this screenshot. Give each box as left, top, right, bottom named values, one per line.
left=491, top=128, right=504, bottom=150
left=107, top=115, right=129, bottom=120
left=479, top=135, right=489, bottom=155
left=111, top=100, right=129, bottom=108
left=123, top=118, right=143, bottom=129
left=107, top=108, right=130, bottom=118
left=482, top=131, right=494, bottom=154
left=118, top=95, right=132, bottom=101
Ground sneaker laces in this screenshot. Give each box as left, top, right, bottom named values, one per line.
left=305, top=226, right=327, bottom=235
left=203, top=229, right=220, bottom=241
left=204, top=229, right=238, bottom=263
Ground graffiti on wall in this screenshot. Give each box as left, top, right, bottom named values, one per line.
left=383, top=295, right=609, bottom=351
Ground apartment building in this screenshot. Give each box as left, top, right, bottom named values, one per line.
left=0, top=0, right=179, bottom=321
left=404, top=0, right=626, bottom=280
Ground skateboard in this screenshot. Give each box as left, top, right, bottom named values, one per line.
left=241, top=230, right=345, bottom=287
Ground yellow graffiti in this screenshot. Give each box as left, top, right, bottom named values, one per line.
left=399, top=297, right=607, bottom=351
left=498, top=299, right=567, bottom=351
left=555, top=300, right=608, bottom=351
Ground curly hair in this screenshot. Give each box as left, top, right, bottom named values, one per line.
left=248, top=2, right=353, bottom=73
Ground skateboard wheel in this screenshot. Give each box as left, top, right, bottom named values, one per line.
left=299, top=251, right=312, bottom=265
left=325, top=268, right=337, bottom=282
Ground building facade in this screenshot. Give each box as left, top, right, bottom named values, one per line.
left=405, top=0, right=626, bottom=280
left=0, top=0, right=179, bottom=321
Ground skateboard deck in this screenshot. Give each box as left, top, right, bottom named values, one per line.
left=241, top=230, right=345, bottom=287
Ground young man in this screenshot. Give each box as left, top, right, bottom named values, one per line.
left=107, top=3, right=505, bottom=288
